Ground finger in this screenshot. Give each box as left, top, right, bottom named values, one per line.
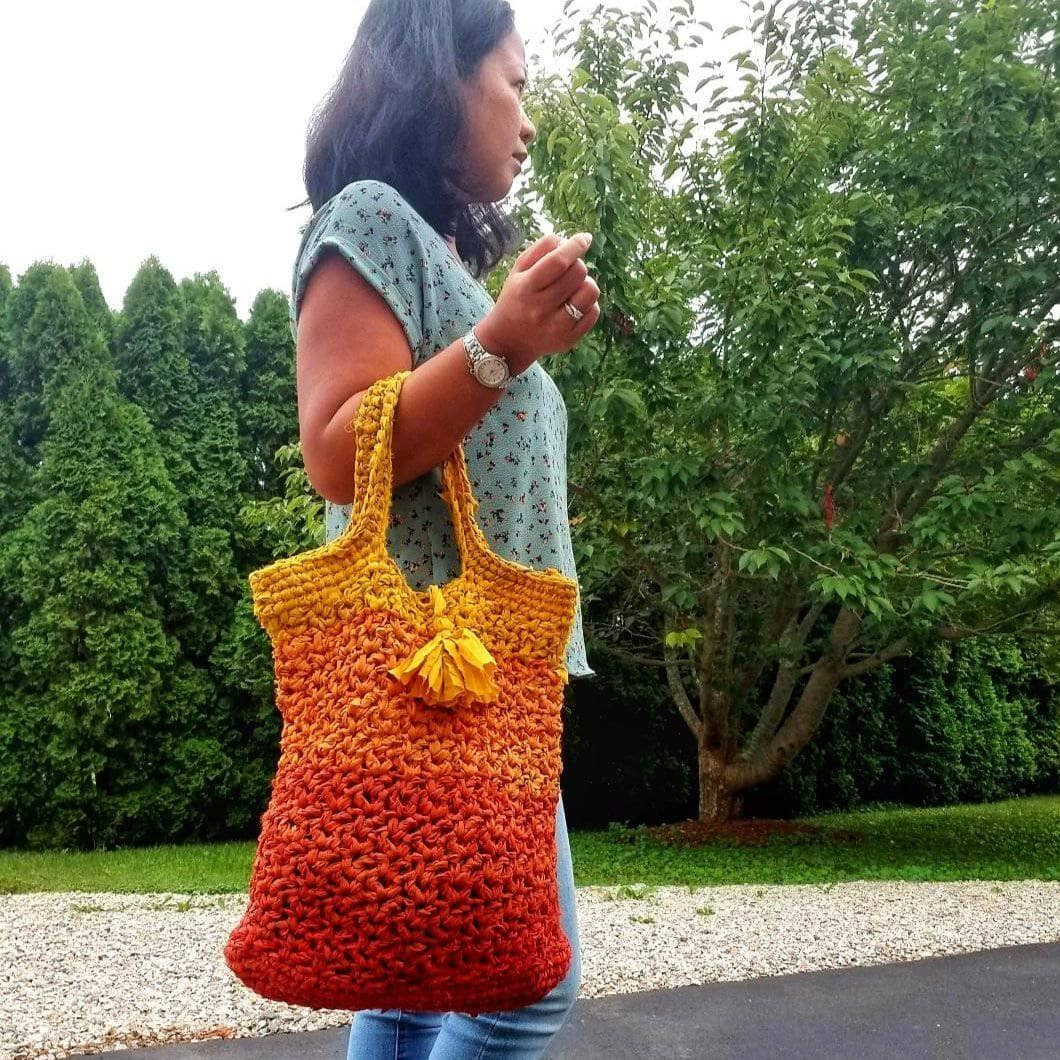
left=513, top=232, right=563, bottom=273
left=565, top=303, right=599, bottom=344
left=526, top=234, right=593, bottom=291
left=544, top=267, right=596, bottom=307
left=561, top=294, right=598, bottom=331
left=576, top=301, right=601, bottom=333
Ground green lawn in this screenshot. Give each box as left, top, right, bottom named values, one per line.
left=1, top=794, right=1056, bottom=895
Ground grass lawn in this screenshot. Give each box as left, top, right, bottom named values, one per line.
left=0, top=793, right=1056, bottom=896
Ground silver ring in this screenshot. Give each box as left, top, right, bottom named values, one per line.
left=563, top=300, right=584, bottom=322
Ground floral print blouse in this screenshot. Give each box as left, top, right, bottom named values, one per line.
left=289, top=178, right=595, bottom=678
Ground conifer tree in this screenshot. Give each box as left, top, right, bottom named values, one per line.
left=114, top=258, right=242, bottom=661
left=0, top=266, right=197, bottom=848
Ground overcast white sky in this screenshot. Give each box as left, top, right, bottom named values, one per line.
left=1, top=0, right=747, bottom=321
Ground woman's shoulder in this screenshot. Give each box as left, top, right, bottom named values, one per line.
left=330, top=179, right=433, bottom=234
left=290, top=179, right=434, bottom=350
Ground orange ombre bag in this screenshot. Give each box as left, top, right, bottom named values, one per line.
left=223, top=369, right=578, bottom=1015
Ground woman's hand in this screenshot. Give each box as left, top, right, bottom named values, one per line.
left=477, top=233, right=601, bottom=371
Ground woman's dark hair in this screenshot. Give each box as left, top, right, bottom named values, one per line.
left=291, top=0, right=524, bottom=281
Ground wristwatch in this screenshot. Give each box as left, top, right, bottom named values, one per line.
left=463, top=325, right=512, bottom=389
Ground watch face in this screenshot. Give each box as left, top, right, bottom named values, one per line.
left=478, top=356, right=509, bottom=387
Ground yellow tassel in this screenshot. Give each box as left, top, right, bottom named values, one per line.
left=387, top=585, right=500, bottom=707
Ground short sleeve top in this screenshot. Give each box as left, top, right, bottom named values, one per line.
left=289, top=178, right=595, bottom=678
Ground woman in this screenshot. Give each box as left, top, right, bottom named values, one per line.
left=290, top=1, right=600, bottom=1056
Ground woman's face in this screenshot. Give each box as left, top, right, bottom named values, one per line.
left=450, top=28, right=536, bottom=204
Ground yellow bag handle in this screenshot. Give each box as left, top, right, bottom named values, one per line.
left=341, top=370, right=495, bottom=579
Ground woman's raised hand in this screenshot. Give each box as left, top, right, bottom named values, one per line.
left=477, top=232, right=601, bottom=370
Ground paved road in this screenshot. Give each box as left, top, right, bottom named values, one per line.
left=114, top=940, right=1059, bottom=1059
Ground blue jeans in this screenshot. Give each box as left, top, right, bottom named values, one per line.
left=344, top=793, right=581, bottom=1059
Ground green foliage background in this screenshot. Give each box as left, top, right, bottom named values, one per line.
left=566, top=621, right=1057, bottom=828
left=0, top=253, right=1052, bottom=848
left=1, top=0, right=1057, bottom=849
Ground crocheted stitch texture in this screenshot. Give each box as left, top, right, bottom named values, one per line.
left=223, top=370, right=579, bottom=1015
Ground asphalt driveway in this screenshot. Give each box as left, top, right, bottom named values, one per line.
left=105, top=940, right=1059, bottom=1059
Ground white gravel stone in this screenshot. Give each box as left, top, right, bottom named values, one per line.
left=2, top=880, right=1058, bottom=1058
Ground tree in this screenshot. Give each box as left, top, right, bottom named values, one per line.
left=236, top=289, right=300, bottom=509
left=114, top=258, right=244, bottom=661
left=516, top=0, right=1059, bottom=820
left=0, top=267, right=192, bottom=847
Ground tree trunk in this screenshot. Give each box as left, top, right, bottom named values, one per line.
left=697, top=742, right=744, bottom=821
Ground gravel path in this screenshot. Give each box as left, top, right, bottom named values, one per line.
left=4, top=880, right=1059, bottom=1059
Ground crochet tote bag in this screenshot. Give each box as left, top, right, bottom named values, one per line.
left=223, top=369, right=579, bottom=1015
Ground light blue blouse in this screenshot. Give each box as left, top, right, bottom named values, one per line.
left=289, top=179, right=595, bottom=678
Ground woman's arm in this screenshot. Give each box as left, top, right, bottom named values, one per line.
left=297, top=248, right=533, bottom=504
